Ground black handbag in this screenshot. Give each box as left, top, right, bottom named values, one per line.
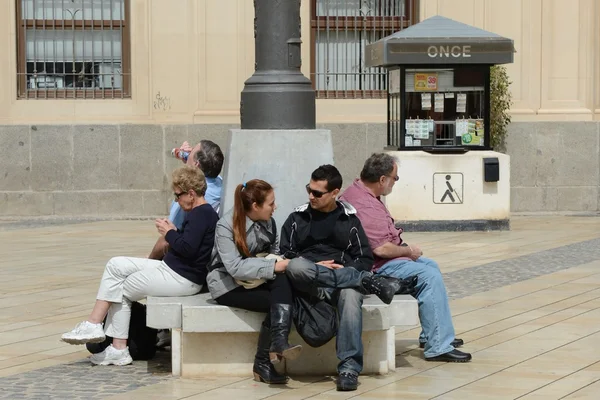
left=292, top=292, right=338, bottom=348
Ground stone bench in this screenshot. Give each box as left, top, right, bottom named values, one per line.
left=147, top=293, right=418, bottom=378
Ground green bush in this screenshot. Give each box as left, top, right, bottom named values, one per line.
left=490, top=65, right=513, bottom=152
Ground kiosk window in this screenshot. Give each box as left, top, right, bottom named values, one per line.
left=403, top=67, right=486, bottom=148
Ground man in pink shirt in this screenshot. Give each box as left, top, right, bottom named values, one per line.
left=340, top=153, right=471, bottom=363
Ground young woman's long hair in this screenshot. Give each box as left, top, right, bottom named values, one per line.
left=232, top=179, right=274, bottom=257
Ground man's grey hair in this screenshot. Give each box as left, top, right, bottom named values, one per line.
left=194, top=140, right=224, bottom=178
left=360, top=153, right=398, bottom=183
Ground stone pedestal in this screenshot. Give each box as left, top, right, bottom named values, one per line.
left=220, top=129, right=334, bottom=228
left=385, top=150, right=511, bottom=231
left=180, top=328, right=395, bottom=378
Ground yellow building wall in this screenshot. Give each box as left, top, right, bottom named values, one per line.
left=0, top=0, right=598, bottom=125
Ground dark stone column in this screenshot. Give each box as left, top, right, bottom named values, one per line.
left=240, top=0, right=316, bottom=129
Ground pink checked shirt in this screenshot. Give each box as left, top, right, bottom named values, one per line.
left=340, top=179, right=410, bottom=271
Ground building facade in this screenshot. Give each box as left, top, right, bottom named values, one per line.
left=0, top=0, right=599, bottom=217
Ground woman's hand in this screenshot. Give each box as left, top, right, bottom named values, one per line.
left=274, top=259, right=290, bottom=273
left=155, top=218, right=176, bottom=236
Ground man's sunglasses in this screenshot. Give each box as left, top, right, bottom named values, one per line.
left=174, top=191, right=186, bottom=200
left=305, top=184, right=330, bottom=198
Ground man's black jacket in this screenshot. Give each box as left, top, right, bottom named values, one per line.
left=279, top=201, right=374, bottom=272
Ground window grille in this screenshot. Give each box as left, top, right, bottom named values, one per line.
left=310, top=0, right=417, bottom=99
left=16, top=0, right=131, bottom=99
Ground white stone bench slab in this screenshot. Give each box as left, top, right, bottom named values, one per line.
left=147, top=292, right=418, bottom=378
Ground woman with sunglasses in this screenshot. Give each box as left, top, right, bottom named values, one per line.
left=61, top=166, right=219, bottom=366
left=206, top=179, right=301, bottom=385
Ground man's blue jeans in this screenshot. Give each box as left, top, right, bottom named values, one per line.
left=286, top=258, right=366, bottom=375
left=376, top=257, right=455, bottom=358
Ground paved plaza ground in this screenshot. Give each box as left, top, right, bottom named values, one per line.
left=0, top=214, right=599, bottom=399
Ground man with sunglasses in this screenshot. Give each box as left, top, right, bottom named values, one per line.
left=280, top=164, right=414, bottom=392
left=339, top=153, right=472, bottom=363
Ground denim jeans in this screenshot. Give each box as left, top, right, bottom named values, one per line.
left=286, top=258, right=366, bottom=375
left=376, top=257, right=455, bottom=358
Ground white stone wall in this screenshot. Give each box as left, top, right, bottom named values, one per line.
left=384, top=151, right=511, bottom=222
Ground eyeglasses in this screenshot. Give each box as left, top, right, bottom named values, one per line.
left=305, top=184, right=330, bottom=198
left=174, top=191, right=186, bottom=200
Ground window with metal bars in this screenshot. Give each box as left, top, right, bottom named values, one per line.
left=310, top=0, right=417, bottom=99
left=15, top=0, right=131, bottom=99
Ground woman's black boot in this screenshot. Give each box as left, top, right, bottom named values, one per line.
left=253, top=322, right=288, bottom=384
left=269, top=304, right=302, bottom=364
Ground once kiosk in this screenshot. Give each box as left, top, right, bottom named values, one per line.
left=365, top=16, right=515, bottom=231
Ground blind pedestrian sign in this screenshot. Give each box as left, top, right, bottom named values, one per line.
left=433, top=173, right=463, bottom=204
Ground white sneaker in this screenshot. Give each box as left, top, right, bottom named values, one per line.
left=61, top=321, right=106, bottom=345
left=90, top=345, right=133, bottom=366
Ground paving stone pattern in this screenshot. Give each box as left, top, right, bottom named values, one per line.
left=0, top=352, right=171, bottom=399
left=1, top=235, right=600, bottom=398
left=444, top=237, right=600, bottom=299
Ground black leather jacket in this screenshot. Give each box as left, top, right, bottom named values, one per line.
left=279, top=201, right=374, bottom=272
